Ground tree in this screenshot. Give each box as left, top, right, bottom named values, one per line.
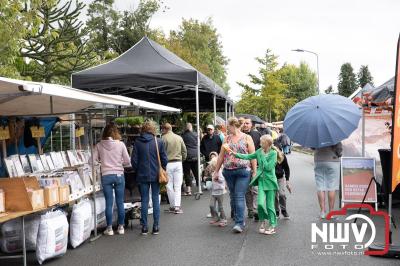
left=357, top=65, right=374, bottom=88
left=113, top=0, right=162, bottom=54
left=338, top=63, right=358, bottom=97
left=0, top=0, right=46, bottom=78
left=19, top=0, right=96, bottom=83
left=325, top=85, right=333, bottom=94
left=160, top=18, right=230, bottom=93
left=278, top=62, right=317, bottom=103
left=236, top=50, right=294, bottom=122
left=85, top=0, right=120, bottom=60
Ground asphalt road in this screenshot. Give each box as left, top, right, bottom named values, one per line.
left=5, top=152, right=400, bottom=265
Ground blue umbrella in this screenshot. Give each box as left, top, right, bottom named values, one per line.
left=283, top=94, right=361, bottom=148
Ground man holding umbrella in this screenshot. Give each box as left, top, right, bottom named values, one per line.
left=283, top=94, right=361, bottom=219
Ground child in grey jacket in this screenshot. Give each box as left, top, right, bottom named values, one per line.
left=206, top=154, right=227, bottom=227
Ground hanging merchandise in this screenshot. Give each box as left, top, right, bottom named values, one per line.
left=70, top=200, right=92, bottom=248
left=36, top=210, right=69, bottom=265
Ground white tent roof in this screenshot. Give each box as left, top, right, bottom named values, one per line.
left=102, top=94, right=181, bottom=113
left=0, top=77, right=130, bottom=116
left=0, top=77, right=180, bottom=116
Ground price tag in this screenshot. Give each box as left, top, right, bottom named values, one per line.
left=30, top=126, right=45, bottom=138
left=75, top=127, right=85, bottom=137
left=0, top=127, right=10, bottom=140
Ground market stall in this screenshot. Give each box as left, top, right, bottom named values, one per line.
left=72, top=36, right=233, bottom=196
left=0, top=77, right=180, bottom=265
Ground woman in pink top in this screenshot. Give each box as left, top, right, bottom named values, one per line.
left=93, top=123, right=131, bottom=236
left=213, top=117, right=256, bottom=233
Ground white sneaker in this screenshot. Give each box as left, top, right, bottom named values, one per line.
left=264, top=226, right=276, bottom=235
left=117, top=225, right=124, bottom=235
left=206, top=213, right=212, bottom=218
left=104, top=226, right=114, bottom=236
left=259, top=222, right=266, bottom=234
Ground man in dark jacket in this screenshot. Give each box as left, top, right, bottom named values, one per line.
left=275, top=153, right=291, bottom=219
left=242, top=118, right=262, bottom=219
left=131, top=121, right=168, bottom=235
left=200, top=125, right=222, bottom=162
left=182, top=123, right=198, bottom=195
left=258, top=123, right=272, bottom=136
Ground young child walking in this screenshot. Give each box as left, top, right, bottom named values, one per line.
left=231, top=134, right=280, bottom=235
left=204, top=152, right=227, bottom=227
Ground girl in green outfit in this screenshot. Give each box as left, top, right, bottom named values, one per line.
left=232, top=134, right=282, bottom=235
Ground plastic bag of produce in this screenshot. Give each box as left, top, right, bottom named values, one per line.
left=0, top=214, right=40, bottom=253
left=90, top=193, right=106, bottom=230
left=70, top=200, right=92, bottom=248
left=36, top=210, right=69, bottom=264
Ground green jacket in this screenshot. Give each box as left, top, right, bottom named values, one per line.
left=235, top=148, right=278, bottom=191
left=162, top=131, right=187, bottom=162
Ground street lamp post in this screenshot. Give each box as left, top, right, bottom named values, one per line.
left=292, top=49, right=320, bottom=95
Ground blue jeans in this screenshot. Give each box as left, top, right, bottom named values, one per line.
left=102, top=174, right=125, bottom=227
left=283, top=145, right=290, bottom=154
left=223, top=168, right=250, bottom=228
left=138, top=182, right=160, bottom=228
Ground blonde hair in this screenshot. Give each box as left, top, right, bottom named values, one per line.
left=141, top=121, right=157, bottom=135
left=228, top=117, right=241, bottom=128
left=260, top=135, right=284, bottom=163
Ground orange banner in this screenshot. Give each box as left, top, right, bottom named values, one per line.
left=391, top=34, right=400, bottom=192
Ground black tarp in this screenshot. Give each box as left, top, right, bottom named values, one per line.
left=71, top=37, right=230, bottom=111
left=370, top=77, right=395, bottom=103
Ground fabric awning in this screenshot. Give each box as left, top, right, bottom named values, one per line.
left=71, top=37, right=231, bottom=111
left=0, top=77, right=180, bottom=116
left=0, top=77, right=130, bottom=116
left=97, top=94, right=181, bottom=113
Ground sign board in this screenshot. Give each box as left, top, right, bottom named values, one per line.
left=75, top=127, right=85, bottom=137
left=30, top=126, right=45, bottom=138
left=341, top=157, right=377, bottom=208
left=0, top=127, right=10, bottom=140
left=391, top=34, right=400, bottom=192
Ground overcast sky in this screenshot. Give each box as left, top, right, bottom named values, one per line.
left=102, top=0, right=400, bottom=100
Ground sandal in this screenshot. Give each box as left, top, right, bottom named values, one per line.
left=264, top=227, right=276, bottom=235
left=218, top=219, right=227, bottom=227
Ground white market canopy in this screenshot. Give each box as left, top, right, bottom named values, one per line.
left=98, top=94, right=181, bottom=113
left=0, top=77, right=180, bottom=116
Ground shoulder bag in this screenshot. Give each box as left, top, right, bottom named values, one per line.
left=155, top=137, right=169, bottom=185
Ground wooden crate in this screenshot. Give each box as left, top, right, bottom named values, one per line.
left=0, top=177, right=45, bottom=211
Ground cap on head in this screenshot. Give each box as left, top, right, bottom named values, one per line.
left=206, top=125, right=214, bottom=130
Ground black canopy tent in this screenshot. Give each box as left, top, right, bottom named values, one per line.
left=72, top=37, right=234, bottom=195
left=71, top=37, right=230, bottom=112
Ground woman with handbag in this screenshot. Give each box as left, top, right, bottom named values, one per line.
left=131, top=121, right=168, bottom=235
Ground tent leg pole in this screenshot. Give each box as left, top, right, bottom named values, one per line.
left=361, top=91, right=365, bottom=157
left=196, top=85, right=202, bottom=194
left=70, top=114, right=75, bottom=150
left=213, top=94, right=217, bottom=126
left=50, top=131, right=53, bottom=152
left=225, top=101, right=228, bottom=128
left=60, top=123, right=63, bottom=151
left=88, top=112, right=101, bottom=242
